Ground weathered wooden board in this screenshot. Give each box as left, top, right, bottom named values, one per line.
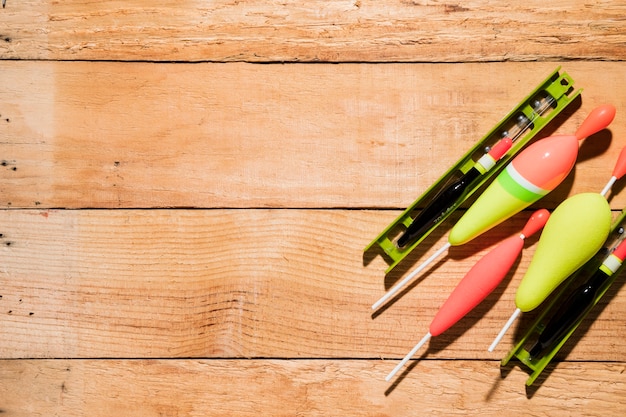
left=1, top=209, right=625, bottom=361
left=1, top=1, right=626, bottom=62
left=1, top=61, right=626, bottom=209
left=1, top=359, right=626, bottom=417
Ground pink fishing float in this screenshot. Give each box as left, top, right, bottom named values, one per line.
left=385, top=209, right=549, bottom=381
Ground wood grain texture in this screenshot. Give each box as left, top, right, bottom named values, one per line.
left=1, top=209, right=625, bottom=361
left=1, top=61, right=626, bottom=209
left=1, top=1, right=626, bottom=62
left=1, top=359, right=626, bottom=417
left=3, top=0, right=626, bottom=413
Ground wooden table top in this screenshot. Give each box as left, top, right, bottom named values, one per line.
left=2, top=2, right=626, bottom=416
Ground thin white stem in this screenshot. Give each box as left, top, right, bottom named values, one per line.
left=488, top=308, right=521, bottom=352
left=600, top=176, right=617, bottom=198
left=385, top=332, right=432, bottom=382
left=372, top=243, right=451, bottom=311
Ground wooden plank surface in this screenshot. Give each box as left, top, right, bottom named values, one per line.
left=3, top=0, right=626, bottom=415
left=1, top=1, right=626, bottom=62
left=0, top=208, right=625, bottom=361
left=2, top=359, right=626, bottom=417
left=1, top=61, right=626, bottom=209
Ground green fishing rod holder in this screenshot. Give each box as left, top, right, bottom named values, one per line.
left=365, top=67, right=581, bottom=274
left=501, top=209, right=626, bottom=386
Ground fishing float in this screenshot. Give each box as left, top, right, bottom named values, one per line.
left=385, top=209, right=549, bottom=382
left=372, top=105, right=616, bottom=311
left=488, top=144, right=626, bottom=352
